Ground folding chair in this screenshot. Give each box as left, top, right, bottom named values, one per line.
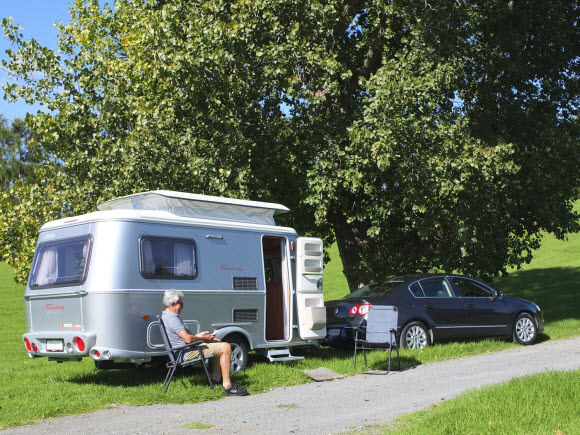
left=353, top=305, right=400, bottom=373
left=158, top=315, right=214, bottom=393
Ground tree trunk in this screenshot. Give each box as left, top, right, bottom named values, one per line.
left=331, top=212, right=375, bottom=292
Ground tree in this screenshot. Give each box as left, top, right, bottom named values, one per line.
left=1, top=0, right=579, bottom=287
left=0, top=115, right=44, bottom=190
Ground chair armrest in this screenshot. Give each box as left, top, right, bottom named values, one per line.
left=169, top=340, right=207, bottom=353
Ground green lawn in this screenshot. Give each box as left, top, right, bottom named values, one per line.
left=1, top=217, right=579, bottom=429
left=378, top=369, right=580, bottom=435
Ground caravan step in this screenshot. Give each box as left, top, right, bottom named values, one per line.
left=266, top=349, right=305, bottom=363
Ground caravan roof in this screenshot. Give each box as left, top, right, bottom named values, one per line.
left=96, top=190, right=290, bottom=226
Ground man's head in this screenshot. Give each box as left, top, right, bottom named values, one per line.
left=163, top=289, right=184, bottom=314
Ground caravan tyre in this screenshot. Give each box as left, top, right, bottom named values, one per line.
left=227, top=335, right=249, bottom=372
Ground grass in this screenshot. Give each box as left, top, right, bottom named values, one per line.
left=374, top=370, right=580, bottom=435
left=0, top=214, right=579, bottom=429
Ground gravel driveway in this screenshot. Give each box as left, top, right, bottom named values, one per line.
left=4, top=336, right=580, bottom=434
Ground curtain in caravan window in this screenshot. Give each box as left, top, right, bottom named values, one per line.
left=35, top=247, right=58, bottom=286
left=142, top=239, right=156, bottom=275
left=174, top=242, right=195, bottom=277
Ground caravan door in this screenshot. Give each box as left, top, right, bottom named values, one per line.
left=295, top=237, right=327, bottom=340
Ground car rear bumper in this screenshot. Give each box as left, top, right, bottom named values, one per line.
left=320, top=324, right=356, bottom=346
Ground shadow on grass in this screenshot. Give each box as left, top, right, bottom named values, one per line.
left=494, top=266, right=580, bottom=323
left=292, top=345, right=422, bottom=371
left=67, top=364, right=214, bottom=388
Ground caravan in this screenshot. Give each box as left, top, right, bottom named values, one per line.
left=22, top=191, right=326, bottom=370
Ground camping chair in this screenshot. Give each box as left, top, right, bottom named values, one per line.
left=157, top=315, right=214, bottom=393
left=353, top=305, right=400, bottom=373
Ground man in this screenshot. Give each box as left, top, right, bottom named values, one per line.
left=161, top=289, right=248, bottom=396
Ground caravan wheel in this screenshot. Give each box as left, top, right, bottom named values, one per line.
left=227, top=335, right=249, bottom=372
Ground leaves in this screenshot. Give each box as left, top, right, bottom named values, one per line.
left=1, top=0, right=579, bottom=287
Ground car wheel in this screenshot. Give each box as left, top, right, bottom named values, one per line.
left=400, top=321, right=430, bottom=349
left=226, top=334, right=249, bottom=372
left=513, top=313, right=538, bottom=345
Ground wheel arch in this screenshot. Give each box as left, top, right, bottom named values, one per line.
left=215, top=327, right=253, bottom=350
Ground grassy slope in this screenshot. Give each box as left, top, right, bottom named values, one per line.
left=384, top=369, right=580, bottom=435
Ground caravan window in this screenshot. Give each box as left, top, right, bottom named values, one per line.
left=139, top=236, right=197, bottom=279
left=29, top=236, right=92, bottom=288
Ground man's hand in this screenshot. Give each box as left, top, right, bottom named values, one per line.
left=197, top=331, right=216, bottom=342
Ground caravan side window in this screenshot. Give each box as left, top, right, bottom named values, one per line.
left=139, top=236, right=197, bottom=279
left=29, top=236, right=92, bottom=288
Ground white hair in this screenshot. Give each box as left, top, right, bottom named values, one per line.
left=163, top=289, right=184, bottom=308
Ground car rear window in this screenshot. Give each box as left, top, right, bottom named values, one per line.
left=29, top=236, right=92, bottom=288
left=345, top=280, right=404, bottom=299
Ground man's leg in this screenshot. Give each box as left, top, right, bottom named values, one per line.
left=217, top=342, right=232, bottom=389
left=203, top=342, right=247, bottom=396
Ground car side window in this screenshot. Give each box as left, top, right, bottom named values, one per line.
left=414, top=277, right=454, bottom=298
left=409, top=282, right=424, bottom=297
left=452, top=278, right=493, bottom=297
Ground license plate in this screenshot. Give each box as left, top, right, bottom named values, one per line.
left=46, top=339, right=64, bottom=352
left=328, top=328, right=341, bottom=337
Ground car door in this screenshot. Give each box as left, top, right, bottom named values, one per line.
left=448, top=276, right=511, bottom=337
left=411, top=276, right=465, bottom=338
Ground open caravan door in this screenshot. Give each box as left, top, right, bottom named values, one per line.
left=295, top=237, right=327, bottom=340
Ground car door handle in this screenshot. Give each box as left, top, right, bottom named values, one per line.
left=424, top=304, right=434, bottom=309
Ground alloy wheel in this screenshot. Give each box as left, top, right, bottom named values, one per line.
left=405, top=325, right=427, bottom=349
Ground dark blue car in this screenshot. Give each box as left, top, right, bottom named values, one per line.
left=323, top=274, right=544, bottom=349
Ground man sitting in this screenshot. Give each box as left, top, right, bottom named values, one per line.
left=161, top=289, right=248, bottom=396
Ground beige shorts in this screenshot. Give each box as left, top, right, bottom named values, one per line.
left=184, top=342, right=223, bottom=361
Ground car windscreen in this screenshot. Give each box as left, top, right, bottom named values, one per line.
left=345, top=280, right=404, bottom=299
left=29, top=236, right=92, bottom=288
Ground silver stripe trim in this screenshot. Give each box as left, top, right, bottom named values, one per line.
left=437, top=325, right=508, bottom=329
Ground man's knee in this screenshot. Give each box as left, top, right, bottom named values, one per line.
left=221, top=342, right=231, bottom=356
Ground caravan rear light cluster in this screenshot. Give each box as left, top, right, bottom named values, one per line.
left=73, top=336, right=86, bottom=352
left=349, top=304, right=373, bottom=316
left=24, top=337, right=32, bottom=351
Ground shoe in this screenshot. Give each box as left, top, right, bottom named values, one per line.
left=222, top=383, right=249, bottom=396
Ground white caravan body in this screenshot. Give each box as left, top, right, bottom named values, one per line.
left=22, top=191, right=326, bottom=369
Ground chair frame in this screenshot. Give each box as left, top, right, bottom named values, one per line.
left=353, top=305, right=401, bottom=373
left=158, top=315, right=214, bottom=393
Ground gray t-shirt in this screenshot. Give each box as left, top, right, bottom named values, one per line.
left=161, top=310, right=191, bottom=348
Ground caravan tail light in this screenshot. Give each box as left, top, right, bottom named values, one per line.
left=31, top=343, right=38, bottom=352
left=24, top=337, right=32, bottom=351
left=73, top=337, right=86, bottom=352
left=349, top=304, right=372, bottom=316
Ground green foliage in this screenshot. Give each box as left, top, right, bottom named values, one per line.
left=0, top=115, right=46, bottom=190
left=1, top=1, right=579, bottom=287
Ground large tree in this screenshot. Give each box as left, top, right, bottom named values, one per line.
left=1, top=0, right=579, bottom=287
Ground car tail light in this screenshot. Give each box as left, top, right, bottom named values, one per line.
left=31, top=343, right=38, bottom=352
left=349, top=304, right=372, bottom=316
left=92, top=349, right=100, bottom=358
left=73, top=336, right=86, bottom=352
left=24, top=337, right=32, bottom=351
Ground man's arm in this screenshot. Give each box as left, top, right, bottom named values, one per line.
left=178, top=329, right=217, bottom=344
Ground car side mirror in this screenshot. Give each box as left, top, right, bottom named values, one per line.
left=490, top=291, right=499, bottom=301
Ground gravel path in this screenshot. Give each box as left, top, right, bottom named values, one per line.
left=4, top=336, right=580, bottom=434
